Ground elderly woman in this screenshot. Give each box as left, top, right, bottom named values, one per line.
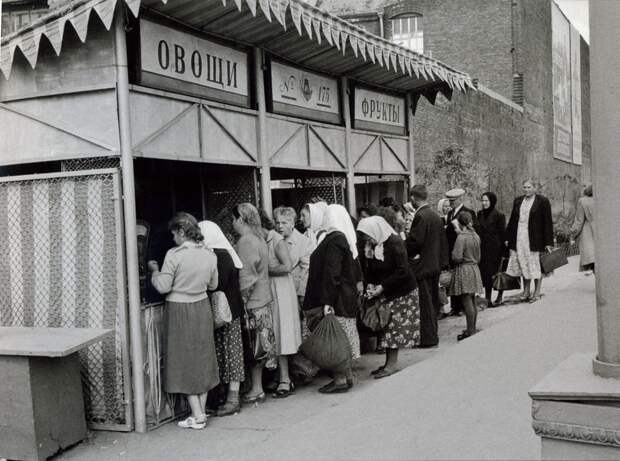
left=477, top=192, right=507, bottom=307
left=358, top=216, right=419, bottom=378
left=260, top=210, right=302, bottom=398
left=232, top=203, right=277, bottom=404
left=437, top=198, right=451, bottom=228
left=303, top=204, right=361, bottom=394
left=148, top=212, right=219, bottom=430
left=571, top=185, right=595, bottom=272
left=198, top=220, right=245, bottom=417
left=300, top=201, right=328, bottom=247
left=505, top=179, right=554, bottom=303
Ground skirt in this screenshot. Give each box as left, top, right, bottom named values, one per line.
left=244, top=302, right=278, bottom=370
left=335, top=316, right=361, bottom=360
left=449, top=263, right=483, bottom=296
left=270, top=274, right=303, bottom=355
left=164, top=298, right=219, bottom=395
left=506, top=249, right=542, bottom=280
left=379, top=290, right=420, bottom=349
left=215, top=318, right=246, bottom=384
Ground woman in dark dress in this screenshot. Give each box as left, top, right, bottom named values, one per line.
left=357, top=216, right=419, bottom=378
left=477, top=192, right=507, bottom=307
left=199, top=220, right=245, bottom=416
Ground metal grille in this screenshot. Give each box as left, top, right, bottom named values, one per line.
left=0, top=170, right=130, bottom=430
left=62, top=157, right=120, bottom=172
left=292, top=174, right=346, bottom=210
left=204, top=167, right=260, bottom=242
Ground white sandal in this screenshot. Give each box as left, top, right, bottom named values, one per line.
left=177, top=415, right=207, bottom=430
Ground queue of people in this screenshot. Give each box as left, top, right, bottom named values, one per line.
left=147, top=178, right=587, bottom=430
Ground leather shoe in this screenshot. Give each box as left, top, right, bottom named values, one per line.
left=318, top=382, right=349, bottom=394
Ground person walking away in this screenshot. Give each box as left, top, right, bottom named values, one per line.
left=505, top=179, right=554, bottom=303
left=261, top=210, right=302, bottom=398
left=477, top=192, right=507, bottom=307
left=198, top=220, right=246, bottom=416
left=232, top=203, right=277, bottom=404
left=406, top=185, right=445, bottom=348
left=149, top=213, right=219, bottom=430
left=449, top=211, right=484, bottom=341
left=300, top=201, right=328, bottom=247
left=571, top=185, right=595, bottom=273
left=303, top=204, right=361, bottom=393
left=358, top=216, right=419, bottom=378
left=445, top=188, right=479, bottom=316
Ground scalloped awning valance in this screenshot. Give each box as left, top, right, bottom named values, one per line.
left=0, top=0, right=474, bottom=95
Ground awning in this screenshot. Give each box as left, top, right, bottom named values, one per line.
left=0, top=0, right=474, bottom=96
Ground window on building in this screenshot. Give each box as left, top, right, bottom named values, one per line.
left=391, top=15, right=423, bottom=54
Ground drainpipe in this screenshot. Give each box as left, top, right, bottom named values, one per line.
left=113, top=10, right=147, bottom=433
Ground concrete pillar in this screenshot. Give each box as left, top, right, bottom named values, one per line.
left=590, top=1, right=620, bottom=379
left=341, top=77, right=356, bottom=217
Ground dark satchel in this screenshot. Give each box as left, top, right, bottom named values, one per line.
left=492, top=257, right=521, bottom=291
left=359, top=296, right=391, bottom=332
left=540, top=248, right=568, bottom=274
left=241, top=308, right=267, bottom=364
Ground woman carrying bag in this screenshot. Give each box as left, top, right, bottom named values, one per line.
left=477, top=192, right=507, bottom=307
left=357, top=216, right=420, bottom=379
left=199, top=220, right=245, bottom=417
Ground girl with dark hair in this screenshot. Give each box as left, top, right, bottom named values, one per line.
left=477, top=192, right=507, bottom=307
left=148, top=212, right=220, bottom=430
left=448, top=211, right=484, bottom=341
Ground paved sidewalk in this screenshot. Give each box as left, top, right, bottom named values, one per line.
left=56, top=257, right=596, bottom=460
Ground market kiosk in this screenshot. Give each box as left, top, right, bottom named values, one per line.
left=0, top=0, right=472, bottom=433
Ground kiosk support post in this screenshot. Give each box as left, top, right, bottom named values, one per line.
left=114, top=10, right=147, bottom=433
left=406, top=93, right=416, bottom=188
left=341, top=77, right=356, bottom=216
left=255, top=48, right=273, bottom=215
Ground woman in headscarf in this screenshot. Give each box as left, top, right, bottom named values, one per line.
left=231, top=203, right=277, bottom=405
left=260, top=210, right=302, bottom=399
left=303, top=204, right=361, bottom=394
left=198, top=220, right=245, bottom=416
left=148, top=213, right=219, bottom=430
left=476, top=192, right=507, bottom=307
left=437, top=198, right=451, bottom=228
left=299, top=201, right=328, bottom=247
left=357, top=216, right=419, bottom=378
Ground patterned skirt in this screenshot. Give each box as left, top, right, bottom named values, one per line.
left=215, top=318, right=246, bottom=384
left=379, top=290, right=420, bottom=349
left=335, top=316, right=361, bottom=360
left=449, top=263, right=484, bottom=296
left=164, top=298, right=219, bottom=395
left=244, top=302, right=278, bottom=370
left=506, top=220, right=542, bottom=280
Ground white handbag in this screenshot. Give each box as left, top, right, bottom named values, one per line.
left=210, top=291, right=232, bottom=328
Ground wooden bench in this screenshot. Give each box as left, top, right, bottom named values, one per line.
left=0, top=327, right=112, bottom=461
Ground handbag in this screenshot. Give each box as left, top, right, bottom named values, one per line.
left=492, top=257, right=521, bottom=291
left=241, top=307, right=268, bottom=363
left=540, top=248, right=568, bottom=274
left=438, top=270, right=452, bottom=288
left=210, top=291, right=232, bottom=328
left=359, top=296, right=391, bottom=333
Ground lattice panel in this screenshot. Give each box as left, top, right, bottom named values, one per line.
left=292, top=175, right=346, bottom=211
left=0, top=171, right=130, bottom=430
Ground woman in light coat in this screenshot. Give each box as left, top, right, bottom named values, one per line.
left=571, top=185, right=595, bottom=272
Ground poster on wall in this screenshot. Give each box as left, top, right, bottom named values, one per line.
left=139, top=19, right=250, bottom=106
left=353, top=87, right=406, bottom=136
left=571, top=25, right=582, bottom=166
left=270, top=61, right=340, bottom=123
left=552, top=3, right=572, bottom=163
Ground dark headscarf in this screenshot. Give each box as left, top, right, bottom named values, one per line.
left=481, top=192, right=497, bottom=217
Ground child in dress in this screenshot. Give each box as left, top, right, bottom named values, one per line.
left=449, top=211, right=484, bottom=341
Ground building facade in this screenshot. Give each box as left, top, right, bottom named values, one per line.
left=318, top=0, right=591, bottom=236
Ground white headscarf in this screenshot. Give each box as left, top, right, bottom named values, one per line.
left=198, top=220, right=243, bottom=269
left=323, top=204, right=358, bottom=259
left=308, top=202, right=328, bottom=232
left=357, top=216, right=396, bottom=261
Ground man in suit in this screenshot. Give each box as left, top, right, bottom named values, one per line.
left=406, top=184, right=445, bottom=348
left=445, top=188, right=479, bottom=315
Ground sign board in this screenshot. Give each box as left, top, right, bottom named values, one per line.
left=270, top=61, right=340, bottom=123
left=354, top=87, right=406, bottom=135
left=139, top=19, right=249, bottom=106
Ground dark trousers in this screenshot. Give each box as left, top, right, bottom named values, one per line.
left=417, top=275, right=440, bottom=346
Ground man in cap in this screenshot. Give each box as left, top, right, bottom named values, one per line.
left=445, top=188, right=480, bottom=315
